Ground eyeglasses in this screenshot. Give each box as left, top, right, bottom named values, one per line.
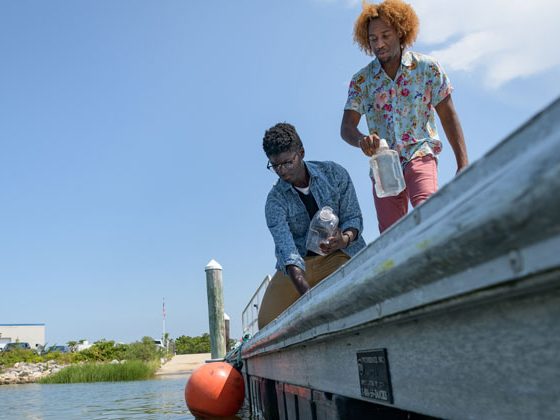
left=266, top=153, right=298, bottom=173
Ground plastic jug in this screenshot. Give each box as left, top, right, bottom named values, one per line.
left=306, top=206, right=339, bottom=256
left=369, top=139, right=406, bottom=198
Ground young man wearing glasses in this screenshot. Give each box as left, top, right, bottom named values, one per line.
left=258, top=122, right=366, bottom=329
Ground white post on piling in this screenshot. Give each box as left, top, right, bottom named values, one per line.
left=224, top=312, right=231, bottom=351
left=205, top=259, right=226, bottom=359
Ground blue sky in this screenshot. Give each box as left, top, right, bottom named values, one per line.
left=1, top=0, right=559, bottom=346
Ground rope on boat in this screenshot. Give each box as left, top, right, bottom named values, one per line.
left=224, top=332, right=252, bottom=371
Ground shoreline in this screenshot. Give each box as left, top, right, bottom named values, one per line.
left=0, top=361, right=66, bottom=385
left=154, top=353, right=210, bottom=377
left=0, top=353, right=211, bottom=385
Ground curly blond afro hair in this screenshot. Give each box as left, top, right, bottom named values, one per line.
left=354, top=0, right=419, bottom=56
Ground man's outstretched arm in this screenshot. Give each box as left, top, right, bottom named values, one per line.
left=286, top=265, right=310, bottom=295
left=341, top=109, right=380, bottom=156
left=436, top=95, right=469, bottom=173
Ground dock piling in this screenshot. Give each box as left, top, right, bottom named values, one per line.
left=205, top=259, right=226, bottom=359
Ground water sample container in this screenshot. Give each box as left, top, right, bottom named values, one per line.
left=306, top=206, right=339, bottom=256
left=369, top=139, right=406, bottom=198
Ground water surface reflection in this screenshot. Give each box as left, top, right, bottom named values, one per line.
left=0, top=376, right=194, bottom=419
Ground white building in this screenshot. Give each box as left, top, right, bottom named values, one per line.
left=75, top=340, right=93, bottom=351
left=0, top=324, right=46, bottom=350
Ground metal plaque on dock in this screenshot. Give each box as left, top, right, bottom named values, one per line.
left=357, top=349, right=393, bottom=404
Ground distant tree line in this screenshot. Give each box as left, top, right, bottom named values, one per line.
left=175, top=333, right=211, bottom=354
left=174, top=333, right=237, bottom=354
left=0, top=336, right=165, bottom=369
left=73, top=336, right=164, bottom=362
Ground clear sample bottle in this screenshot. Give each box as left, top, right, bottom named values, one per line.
left=369, top=139, right=406, bottom=198
left=306, top=206, right=339, bottom=256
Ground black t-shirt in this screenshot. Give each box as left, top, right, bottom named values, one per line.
left=296, top=189, right=319, bottom=257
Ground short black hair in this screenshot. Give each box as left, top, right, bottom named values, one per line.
left=262, top=123, right=303, bottom=157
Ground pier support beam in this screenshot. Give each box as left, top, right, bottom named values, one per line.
left=205, top=259, right=226, bottom=359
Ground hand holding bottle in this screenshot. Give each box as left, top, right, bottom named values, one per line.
left=359, top=133, right=381, bottom=157
left=319, top=229, right=346, bottom=255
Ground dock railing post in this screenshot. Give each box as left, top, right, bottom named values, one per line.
left=205, top=259, right=226, bottom=359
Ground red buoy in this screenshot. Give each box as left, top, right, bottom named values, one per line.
left=185, top=362, right=245, bottom=418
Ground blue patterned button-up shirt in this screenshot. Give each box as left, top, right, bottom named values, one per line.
left=265, top=160, right=366, bottom=273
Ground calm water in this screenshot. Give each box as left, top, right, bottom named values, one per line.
left=0, top=375, right=227, bottom=420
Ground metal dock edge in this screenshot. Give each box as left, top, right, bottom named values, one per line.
left=241, top=97, right=560, bottom=420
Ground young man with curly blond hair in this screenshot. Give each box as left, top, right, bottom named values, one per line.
left=341, top=0, right=469, bottom=233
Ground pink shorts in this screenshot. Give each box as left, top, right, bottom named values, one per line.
left=373, top=155, right=438, bottom=233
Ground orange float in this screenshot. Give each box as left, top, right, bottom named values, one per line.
left=185, top=362, right=245, bottom=418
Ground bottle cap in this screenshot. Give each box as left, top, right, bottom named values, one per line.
left=319, top=206, right=335, bottom=221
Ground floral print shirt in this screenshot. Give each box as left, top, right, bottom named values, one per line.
left=265, top=161, right=366, bottom=274
left=345, top=51, right=452, bottom=166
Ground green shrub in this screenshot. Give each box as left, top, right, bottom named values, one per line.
left=39, top=360, right=158, bottom=384
left=174, top=333, right=237, bottom=354
left=77, top=340, right=128, bottom=362
left=175, top=333, right=211, bottom=354
left=124, top=336, right=163, bottom=361
left=0, top=349, right=42, bottom=368
left=1, top=336, right=166, bottom=372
